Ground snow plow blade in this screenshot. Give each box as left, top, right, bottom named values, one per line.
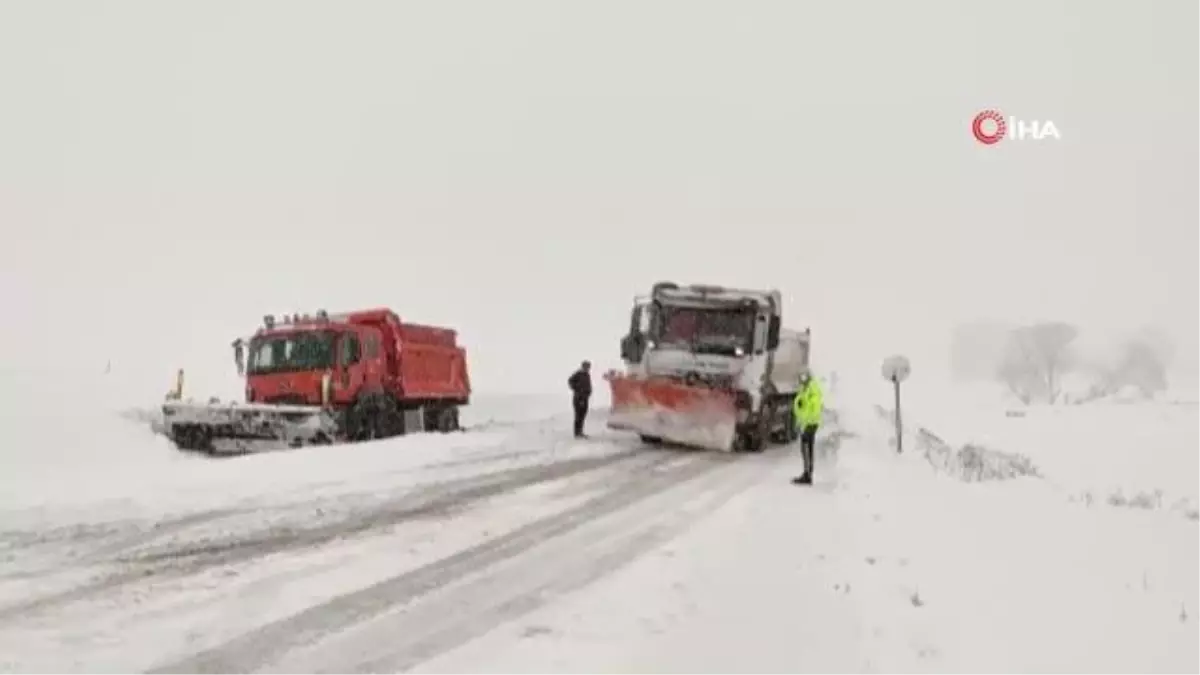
left=605, top=372, right=738, bottom=451
left=160, top=400, right=339, bottom=455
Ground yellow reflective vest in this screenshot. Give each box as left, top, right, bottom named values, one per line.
left=793, top=379, right=824, bottom=428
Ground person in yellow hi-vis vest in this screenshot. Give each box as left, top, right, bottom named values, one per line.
left=791, top=370, right=824, bottom=485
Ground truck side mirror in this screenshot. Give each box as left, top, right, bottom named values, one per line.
left=621, top=304, right=649, bottom=362
left=620, top=333, right=645, bottom=362
left=232, top=338, right=246, bottom=376
left=767, top=316, right=781, bottom=350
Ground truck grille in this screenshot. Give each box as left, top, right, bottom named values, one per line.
left=660, top=372, right=734, bottom=389
left=261, top=394, right=309, bottom=406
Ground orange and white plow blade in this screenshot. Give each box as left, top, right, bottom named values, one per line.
left=605, top=373, right=738, bottom=451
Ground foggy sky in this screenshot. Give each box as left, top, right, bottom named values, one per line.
left=1, top=0, right=1196, bottom=397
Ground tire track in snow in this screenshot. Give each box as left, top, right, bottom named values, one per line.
left=149, top=451, right=753, bottom=674
left=82, top=509, right=244, bottom=562
left=341, top=452, right=780, bottom=673
left=121, top=448, right=653, bottom=565
left=0, top=510, right=231, bottom=569
left=0, top=447, right=655, bottom=622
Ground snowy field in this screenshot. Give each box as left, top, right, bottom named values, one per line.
left=0, top=370, right=1195, bottom=673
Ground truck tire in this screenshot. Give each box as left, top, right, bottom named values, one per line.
left=766, top=400, right=784, bottom=444
left=376, top=396, right=405, bottom=438
left=172, top=424, right=213, bottom=453
left=742, top=430, right=765, bottom=453
left=348, top=394, right=402, bottom=441
left=785, top=403, right=800, bottom=443
left=423, top=404, right=459, bottom=433
left=741, top=412, right=770, bottom=453
left=768, top=398, right=799, bottom=444
left=435, top=405, right=459, bottom=433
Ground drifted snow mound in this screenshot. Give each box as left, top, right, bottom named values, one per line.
left=120, top=404, right=168, bottom=435
left=124, top=392, right=571, bottom=441
left=0, top=368, right=174, bottom=470
left=913, top=427, right=1041, bottom=483
left=0, top=370, right=590, bottom=524
left=869, top=400, right=1039, bottom=483
left=458, top=393, right=577, bottom=430
left=0, top=366, right=572, bottom=459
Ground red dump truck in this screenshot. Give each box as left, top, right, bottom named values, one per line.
left=162, top=307, right=471, bottom=454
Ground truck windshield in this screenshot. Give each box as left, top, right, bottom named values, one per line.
left=246, top=331, right=336, bottom=375
left=653, top=305, right=755, bottom=355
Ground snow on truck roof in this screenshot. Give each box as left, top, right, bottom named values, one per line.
left=651, top=283, right=782, bottom=308
left=249, top=308, right=459, bottom=347
left=643, top=283, right=811, bottom=337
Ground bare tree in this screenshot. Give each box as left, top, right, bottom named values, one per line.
left=996, top=322, right=1079, bottom=404
left=1102, top=328, right=1173, bottom=397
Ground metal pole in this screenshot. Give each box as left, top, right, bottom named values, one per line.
left=893, top=376, right=903, bottom=453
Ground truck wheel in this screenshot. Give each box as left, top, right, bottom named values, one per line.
left=375, top=396, right=404, bottom=438
left=172, top=424, right=213, bottom=453
left=785, top=406, right=800, bottom=443
left=747, top=413, right=771, bottom=452
left=735, top=425, right=764, bottom=453
left=435, top=406, right=459, bottom=433
left=349, top=394, right=402, bottom=441
left=744, top=430, right=765, bottom=453
left=765, top=401, right=787, bottom=444
left=345, top=400, right=369, bottom=440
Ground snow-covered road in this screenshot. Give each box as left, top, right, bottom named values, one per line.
left=0, top=379, right=1195, bottom=673
left=0, top=400, right=817, bottom=673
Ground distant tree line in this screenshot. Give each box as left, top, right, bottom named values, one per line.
left=950, top=322, right=1174, bottom=405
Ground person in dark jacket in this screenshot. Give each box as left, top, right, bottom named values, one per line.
left=567, top=360, right=593, bottom=438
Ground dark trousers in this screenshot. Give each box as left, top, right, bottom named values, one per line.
left=799, top=424, right=818, bottom=475
left=572, top=397, right=589, bottom=437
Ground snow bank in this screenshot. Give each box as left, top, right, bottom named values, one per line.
left=416, top=408, right=1197, bottom=673
left=840, top=372, right=1199, bottom=518
left=459, top=392, right=568, bottom=429
left=803, top=373, right=1196, bottom=670
left=833, top=433, right=1198, bottom=673
left=0, top=365, right=1193, bottom=672
left=0, top=368, right=578, bottom=527
left=0, top=367, right=174, bottom=474
left=819, top=375, right=1199, bottom=668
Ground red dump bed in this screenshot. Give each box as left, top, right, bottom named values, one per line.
left=343, top=308, right=470, bottom=401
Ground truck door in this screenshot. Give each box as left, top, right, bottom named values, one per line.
left=358, top=327, right=384, bottom=388
left=638, top=300, right=652, bottom=336
left=336, top=331, right=364, bottom=401
left=754, top=312, right=768, bottom=355
left=621, top=299, right=653, bottom=363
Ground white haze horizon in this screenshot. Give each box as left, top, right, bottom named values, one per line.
left=1, top=0, right=1196, bottom=400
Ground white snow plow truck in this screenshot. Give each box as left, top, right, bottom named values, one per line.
left=605, top=281, right=811, bottom=452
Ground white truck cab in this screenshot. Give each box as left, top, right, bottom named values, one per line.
left=613, top=281, right=811, bottom=451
